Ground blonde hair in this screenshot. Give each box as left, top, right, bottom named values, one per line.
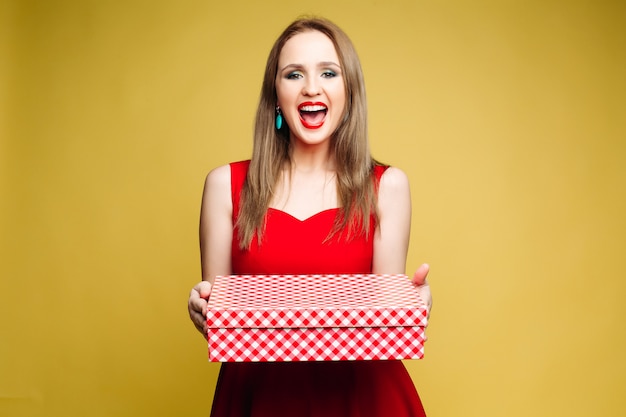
left=237, top=17, right=377, bottom=249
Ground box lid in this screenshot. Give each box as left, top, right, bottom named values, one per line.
left=207, top=274, right=428, bottom=329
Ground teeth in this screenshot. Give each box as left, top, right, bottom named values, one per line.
left=299, top=105, right=327, bottom=112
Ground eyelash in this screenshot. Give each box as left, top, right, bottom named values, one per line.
left=285, top=70, right=338, bottom=80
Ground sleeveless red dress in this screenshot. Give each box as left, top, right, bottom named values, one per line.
left=209, top=160, right=427, bottom=417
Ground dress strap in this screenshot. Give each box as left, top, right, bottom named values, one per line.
left=373, top=163, right=389, bottom=184
left=230, top=160, right=251, bottom=223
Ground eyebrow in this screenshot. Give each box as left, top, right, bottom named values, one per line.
left=279, top=61, right=341, bottom=72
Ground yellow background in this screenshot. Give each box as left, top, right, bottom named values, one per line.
left=1, top=1, right=624, bottom=416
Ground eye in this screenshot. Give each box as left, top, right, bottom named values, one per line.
left=286, top=71, right=303, bottom=80
left=321, top=70, right=337, bottom=78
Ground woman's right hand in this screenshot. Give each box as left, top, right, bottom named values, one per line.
left=188, top=281, right=212, bottom=339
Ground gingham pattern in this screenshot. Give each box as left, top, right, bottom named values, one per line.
left=208, top=326, right=426, bottom=362
left=207, top=274, right=427, bottom=362
left=207, top=274, right=428, bottom=328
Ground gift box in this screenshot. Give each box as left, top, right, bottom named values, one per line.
left=206, top=274, right=428, bottom=362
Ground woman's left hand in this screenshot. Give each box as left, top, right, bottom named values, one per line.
left=412, top=263, right=432, bottom=319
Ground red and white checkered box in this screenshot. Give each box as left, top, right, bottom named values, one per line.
left=206, top=274, right=428, bottom=362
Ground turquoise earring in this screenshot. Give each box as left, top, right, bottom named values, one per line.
left=275, top=107, right=283, bottom=130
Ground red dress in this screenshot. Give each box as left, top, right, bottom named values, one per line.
left=209, top=160, right=427, bottom=417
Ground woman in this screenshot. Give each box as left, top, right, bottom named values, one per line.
left=188, top=17, right=432, bottom=417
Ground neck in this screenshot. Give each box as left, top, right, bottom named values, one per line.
left=288, top=142, right=335, bottom=173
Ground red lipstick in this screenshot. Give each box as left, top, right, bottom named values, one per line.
left=298, top=101, right=327, bottom=129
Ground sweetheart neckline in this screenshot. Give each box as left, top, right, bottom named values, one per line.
left=267, top=207, right=340, bottom=222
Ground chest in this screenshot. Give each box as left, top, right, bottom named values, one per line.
left=231, top=209, right=374, bottom=275
left=270, top=171, right=338, bottom=221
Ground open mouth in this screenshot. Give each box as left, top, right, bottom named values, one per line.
left=298, top=102, right=327, bottom=129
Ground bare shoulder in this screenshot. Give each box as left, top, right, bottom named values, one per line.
left=204, top=164, right=231, bottom=189
left=202, top=163, right=232, bottom=213
left=379, top=166, right=410, bottom=193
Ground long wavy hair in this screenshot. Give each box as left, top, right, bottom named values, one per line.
left=237, top=17, right=378, bottom=249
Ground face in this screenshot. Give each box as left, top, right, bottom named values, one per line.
left=275, top=30, right=346, bottom=146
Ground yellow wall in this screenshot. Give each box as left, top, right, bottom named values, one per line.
left=2, top=1, right=624, bottom=416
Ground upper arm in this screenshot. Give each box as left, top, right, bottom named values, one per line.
left=199, top=164, right=233, bottom=283
left=372, top=167, right=412, bottom=275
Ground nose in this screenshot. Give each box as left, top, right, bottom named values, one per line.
left=302, top=76, right=320, bottom=96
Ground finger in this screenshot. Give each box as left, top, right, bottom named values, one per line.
left=189, top=305, right=209, bottom=339
left=412, top=263, right=430, bottom=286
left=197, top=281, right=212, bottom=298
left=188, top=300, right=206, bottom=322
left=190, top=281, right=212, bottom=314
left=189, top=295, right=209, bottom=317
left=190, top=281, right=212, bottom=299
left=417, top=281, right=433, bottom=319
left=416, top=283, right=432, bottom=319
